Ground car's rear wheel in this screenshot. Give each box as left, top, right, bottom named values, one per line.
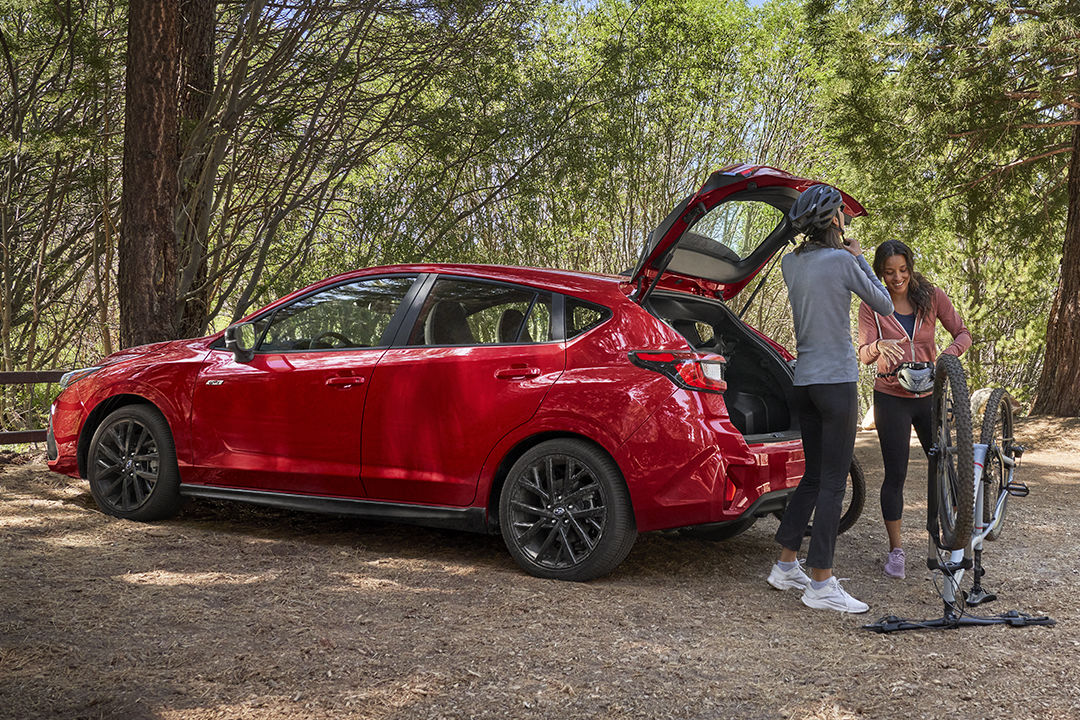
left=499, top=439, right=636, bottom=581
left=88, top=404, right=181, bottom=521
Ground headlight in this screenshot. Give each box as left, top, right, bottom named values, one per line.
left=59, top=366, right=102, bottom=390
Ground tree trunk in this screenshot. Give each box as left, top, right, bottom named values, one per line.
left=119, top=0, right=180, bottom=349
left=1031, top=107, right=1080, bottom=416
left=176, top=0, right=216, bottom=339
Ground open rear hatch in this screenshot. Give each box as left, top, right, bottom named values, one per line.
left=629, top=164, right=866, bottom=304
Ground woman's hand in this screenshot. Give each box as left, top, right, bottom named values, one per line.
left=842, top=234, right=863, bottom=256
left=877, top=338, right=905, bottom=364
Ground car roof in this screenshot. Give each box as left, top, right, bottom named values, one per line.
left=312, top=263, right=633, bottom=303
left=210, top=264, right=642, bottom=346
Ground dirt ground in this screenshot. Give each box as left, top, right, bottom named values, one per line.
left=2, top=417, right=1078, bottom=720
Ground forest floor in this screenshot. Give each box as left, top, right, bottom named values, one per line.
left=2, top=417, right=1078, bottom=720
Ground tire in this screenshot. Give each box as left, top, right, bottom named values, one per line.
left=834, top=458, right=866, bottom=536
left=930, top=354, right=974, bottom=550
left=499, top=439, right=636, bottom=581
left=979, top=388, right=1013, bottom=541
left=770, top=459, right=866, bottom=537
left=87, top=404, right=181, bottom=521
left=681, top=516, right=756, bottom=542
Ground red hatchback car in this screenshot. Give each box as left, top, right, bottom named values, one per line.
left=48, top=165, right=866, bottom=581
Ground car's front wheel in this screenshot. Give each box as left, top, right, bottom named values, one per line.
left=87, top=404, right=181, bottom=521
left=499, top=439, right=636, bottom=581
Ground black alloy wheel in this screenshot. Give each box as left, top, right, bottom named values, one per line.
left=88, top=404, right=181, bottom=521
left=499, top=439, right=636, bottom=581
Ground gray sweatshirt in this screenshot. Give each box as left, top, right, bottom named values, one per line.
left=781, top=247, right=893, bottom=386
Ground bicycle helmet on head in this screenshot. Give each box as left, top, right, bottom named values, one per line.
left=788, top=184, right=844, bottom=232
left=896, top=361, right=935, bottom=396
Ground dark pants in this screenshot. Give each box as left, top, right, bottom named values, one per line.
left=873, top=390, right=933, bottom=522
left=775, top=382, right=858, bottom=570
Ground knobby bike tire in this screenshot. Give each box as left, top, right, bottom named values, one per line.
left=805, top=458, right=866, bottom=537
left=931, top=354, right=974, bottom=550
left=979, top=388, right=1013, bottom=541
left=837, top=458, right=867, bottom=536
left=768, top=459, right=866, bottom=538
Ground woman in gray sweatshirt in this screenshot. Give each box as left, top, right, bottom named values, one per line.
left=765, top=185, right=893, bottom=614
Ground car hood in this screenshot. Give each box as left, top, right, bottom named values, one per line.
left=100, top=338, right=212, bottom=366
left=629, top=164, right=866, bottom=302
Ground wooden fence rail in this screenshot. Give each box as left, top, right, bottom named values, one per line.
left=0, top=370, right=67, bottom=445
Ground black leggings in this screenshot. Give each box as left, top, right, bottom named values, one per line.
left=775, top=382, right=857, bottom=570
left=874, top=390, right=933, bottom=522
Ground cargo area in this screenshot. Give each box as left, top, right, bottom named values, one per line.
left=647, top=292, right=798, bottom=442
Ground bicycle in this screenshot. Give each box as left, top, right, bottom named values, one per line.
left=865, top=353, right=1054, bottom=633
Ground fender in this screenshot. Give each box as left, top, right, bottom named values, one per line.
left=77, top=348, right=210, bottom=468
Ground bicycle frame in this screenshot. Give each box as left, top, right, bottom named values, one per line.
left=864, top=364, right=1053, bottom=633
left=932, top=441, right=1016, bottom=607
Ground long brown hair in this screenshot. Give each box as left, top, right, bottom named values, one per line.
left=793, top=225, right=845, bottom=255
left=873, top=239, right=933, bottom=318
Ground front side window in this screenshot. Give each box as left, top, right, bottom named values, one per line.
left=259, top=276, right=416, bottom=351
left=408, top=278, right=552, bottom=346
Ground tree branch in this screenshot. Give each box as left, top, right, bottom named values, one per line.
left=944, top=143, right=1072, bottom=196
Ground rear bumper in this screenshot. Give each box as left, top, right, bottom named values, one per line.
left=614, top=389, right=804, bottom=532
left=669, top=486, right=796, bottom=533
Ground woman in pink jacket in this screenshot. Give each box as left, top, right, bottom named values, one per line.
left=858, top=240, right=971, bottom=579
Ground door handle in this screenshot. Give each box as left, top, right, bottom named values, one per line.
left=325, top=376, right=367, bottom=387
left=494, top=365, right=541, bottom=380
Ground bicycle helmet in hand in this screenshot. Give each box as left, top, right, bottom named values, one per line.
left=788, top=184, right=844, bottom=232
left=896, top=361, right=935, bottom=396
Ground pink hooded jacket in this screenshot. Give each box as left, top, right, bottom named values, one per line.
left=858, top=286, right=972, bottom=398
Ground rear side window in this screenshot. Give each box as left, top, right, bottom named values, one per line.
left=565, top=299, right=611, bottom=339
left=407, top=278, right=553, bottom=346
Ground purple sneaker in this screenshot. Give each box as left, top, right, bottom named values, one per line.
left=884, top=548, right=905, bottom=579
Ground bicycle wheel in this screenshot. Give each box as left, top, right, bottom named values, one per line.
left=979, top=388, right=1014, bottom=541
left=930, top=354, right=974, bottom=550
left=770, top=459, right=866, bottom=537
left=837, top=458, right=867, bottom=536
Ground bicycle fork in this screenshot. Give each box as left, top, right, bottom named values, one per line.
left=931, top=443, right=995, bottom=612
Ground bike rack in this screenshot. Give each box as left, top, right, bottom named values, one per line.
left=865, top=610, right=1055, bottom=633
left=863, top=441, right=1056, bottom=634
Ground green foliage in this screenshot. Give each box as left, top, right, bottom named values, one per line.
left=1, top=0, right=126, bottom=379
left=3, top=0, right=1069, bottom=425
left=819, top=0, right=1075, bottom=408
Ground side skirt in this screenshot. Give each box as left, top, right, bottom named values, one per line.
left=178, top=484, right=489, bottom=534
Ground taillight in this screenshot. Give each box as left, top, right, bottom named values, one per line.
left=629, top=351, right=727, bottom=393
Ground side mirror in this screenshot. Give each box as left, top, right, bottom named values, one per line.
left=224, top=322, right=258, bottom=363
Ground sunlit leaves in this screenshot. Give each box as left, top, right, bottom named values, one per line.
left=820, top=0, right=1075, bottom=402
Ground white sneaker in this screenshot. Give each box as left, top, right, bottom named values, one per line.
left=767, top=561, right=812, bottom=591
left=800, top=577, right=869, bottom=614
